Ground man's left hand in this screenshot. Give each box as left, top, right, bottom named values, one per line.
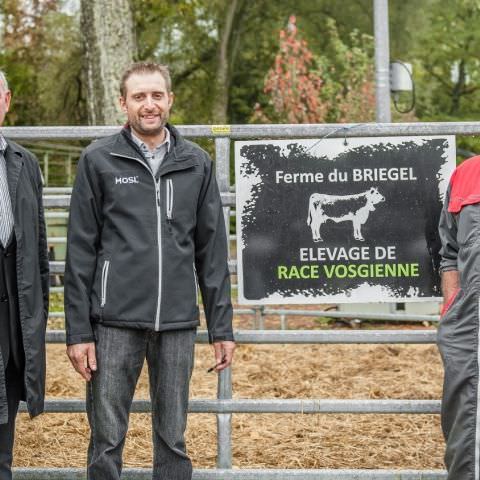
left=212, top=340, right=235, bottom=372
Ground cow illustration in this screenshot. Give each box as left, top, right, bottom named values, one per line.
left=307, top=187, right=385, bottom=242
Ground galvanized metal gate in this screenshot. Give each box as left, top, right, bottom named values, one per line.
left=5, top=121, right=471, bottom=479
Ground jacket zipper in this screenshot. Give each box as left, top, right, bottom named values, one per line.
left=101, top=260, right=110, bottom=308
left=166, top=178, right=173, bottom=221
left=110, top=152, right=163, bottom=331
left=154, top=179, right=162, bottom=330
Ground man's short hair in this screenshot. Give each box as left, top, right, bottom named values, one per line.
left=120, top=62, right=171, bottom=97
left=0, top=71, right=9, bottom=92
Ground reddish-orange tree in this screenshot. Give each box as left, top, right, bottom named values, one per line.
left=253, top=15, right=329, bottom=124
left=254, top=16, right=376, bottom=124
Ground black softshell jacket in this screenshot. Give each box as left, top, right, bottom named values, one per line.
left=64, top=125, right=233, bottom=344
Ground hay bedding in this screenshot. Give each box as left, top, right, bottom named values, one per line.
left=12, top=337, right=445, bottom=470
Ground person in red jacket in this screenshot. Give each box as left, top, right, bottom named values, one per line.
left=438, top=155, right=480, bottom=480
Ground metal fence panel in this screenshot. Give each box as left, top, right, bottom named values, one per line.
left=6, top=121, right=480, bottom=138
left=45, top=329, right=438, bottom=344
left=19, top=398, right=440, bottom=414
left=18, top=122, right=451, bottom=478
left=12, top=468, right=448, bottom=479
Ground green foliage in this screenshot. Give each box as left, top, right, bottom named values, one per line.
left=1, top=0, right=480, bottom=144
left=413, top=0, right=480, bottom=119
left=130, top=0, right=220, bottom=124
left=0, top=0, right=86, bottom=126
left=315, top=18, right=375, bottom=123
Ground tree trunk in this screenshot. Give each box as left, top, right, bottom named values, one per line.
left=81, top=0, right=136, bottom=125
left=450, top=59, right=466, bottom=115
left=211, top=0, right=240, bottom=123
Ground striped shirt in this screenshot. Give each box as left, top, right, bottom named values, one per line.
left=0, top=134, right=14, bottom=247
left=131, top=128, right=170, bottom=176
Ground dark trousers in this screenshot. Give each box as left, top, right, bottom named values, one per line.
left=0, top=364, right=23, bottom=480
left=0, top=236, right=23, bottom=372
left=0, top=236, right=25, bottom=480
left=87, top=325, right=196, bottom=480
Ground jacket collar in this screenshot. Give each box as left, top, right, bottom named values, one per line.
left=3, top=138, right=24, bottom=214
left=0, top=133, right=7, bottom=154
left=114, top=123, right=192, bottom=164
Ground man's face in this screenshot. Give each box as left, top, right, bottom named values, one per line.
left=120, top=72, right=174, bottom=137
left=0, top=82, right=11, bottom=126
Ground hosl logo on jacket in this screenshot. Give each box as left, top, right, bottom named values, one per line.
left=115, top=176, right=139, bottom=185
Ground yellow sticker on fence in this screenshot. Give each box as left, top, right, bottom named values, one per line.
left=211, top=125, right=231, bottom=135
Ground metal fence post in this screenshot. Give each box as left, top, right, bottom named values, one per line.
left=215, top=136, right=233, bottom=469
left=374, top=0, right=391, bottom=122
left=217, top=368, right=233, bottom=468
left=215, top=137, right=231, bottom=257
left=66, top=154, right=72, bottom=185
left=43, top=152, right=49, bottom=186
left=254, top=306, right=265, bottom=330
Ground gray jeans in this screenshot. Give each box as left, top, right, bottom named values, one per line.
left=86, top=325, right=196, bottom=480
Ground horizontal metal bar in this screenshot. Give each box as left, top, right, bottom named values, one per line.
left=45, top=212, right=68, bottom=219
left=49, top=287, right=64, bottom=294
left=43, top=196, right=70, bottom=208
left=48, top=307, right=244, bottom=319
left=45, top=329, right=438, bottom=344
left=48, top=260, right=237, bottom=274
left=25, top=141, right=84, bottom=152
left=192, top=399, right=441, bottom=414
left=49, top=284, right=249, bottom=294
left=229, top=330, right=438, bottom=344
left=4, top=121, right=480, bottom=139
left=263, top=309, right=440, bottom=323
left=12, top=468, right=447, bottom=479
left=5, top=126, right=123, bottom=139
left=48, top=305, right=439, bottom=324
left=42, top=192, right=236, bottom=208
left=44, top=187, right=73, bottom=194
left=49, top=262, right=65, bottom=273
left=19, top=398, right=440, bottom=414
left=47, top=237, right=67, bottom=243
left=47, top=237, right=67, bottom=244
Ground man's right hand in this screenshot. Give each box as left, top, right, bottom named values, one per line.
left=66, top=342, right=97, bottom=381
left=441, top=270, right=460, bottom=307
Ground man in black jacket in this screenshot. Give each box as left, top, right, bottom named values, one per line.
left=0, top=70, right=49, bottom=480
left=65, top=62, right=235, bottom=479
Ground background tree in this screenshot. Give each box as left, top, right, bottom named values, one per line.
left=413, top=0, right=480, bottom=120
left=81, top=0, right=136, bottom=125
left=3, top=0, right=480, bottom=135
left=211, top=0, right=245, bottom=123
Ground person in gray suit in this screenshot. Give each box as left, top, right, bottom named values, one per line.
left=0, top=70, right=49, bottom=480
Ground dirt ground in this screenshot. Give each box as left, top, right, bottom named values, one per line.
left=13, top=313, right=445, bottom=470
